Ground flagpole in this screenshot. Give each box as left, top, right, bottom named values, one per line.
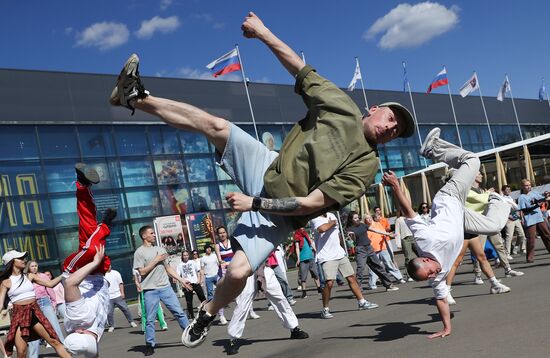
left=403, top=61, right=428, bottom=167
left=545, top=78, right=550, bottom=110
left=444, top=66, right=463, bottom=148
left=356, top=57, right=370, bottom=109
left=235, top=44, right=259, bottom=141
left=300, top=51, right=306, bottom=63
left=506, top=75, right=524, bottom=141
left=475, top=72, right=496, bottom=149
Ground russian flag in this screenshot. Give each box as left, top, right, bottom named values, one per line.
left=206, top=49, right=241, bottom=78
left=427, top=67, right=449, bottom=93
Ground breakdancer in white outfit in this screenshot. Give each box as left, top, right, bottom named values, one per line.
left=383, top=128, right=510, bottom=339
left=63, top=245, right=109, bottom=357
left=226, top=254, right=308, bottom=355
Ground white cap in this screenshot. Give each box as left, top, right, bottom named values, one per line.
left=64, top=333, right=98, bottom=357
left=2, top=250, right=27, bottom=265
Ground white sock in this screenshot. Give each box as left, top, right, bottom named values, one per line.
left=358, top=298, right=366, bottom=304
left=489, top=276, right=499, bottom=285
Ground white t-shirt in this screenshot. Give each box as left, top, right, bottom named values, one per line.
left=177, top=261, right=200, bottom=284
left=104, top=270, right=123, bottom=300
left=405, top=194, right=464, bottom=299
left=311, top=213, right=346, bottom=263
left=201, top=254, right=219, bottom=278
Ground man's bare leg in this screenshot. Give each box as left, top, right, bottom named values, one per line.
left=133, top=96, right=230, bottom=153
left=203, top=250, right=253, bottom=315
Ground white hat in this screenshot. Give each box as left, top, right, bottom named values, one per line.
left=2, top=250, right=27, bottom=265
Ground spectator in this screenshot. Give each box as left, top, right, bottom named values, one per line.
left=45, top=270, right=66, bottom=321
left=418, top=202, right=431, bottom=224
left=133, top=269, right=168, bottom=332
left=200, top=245, right=220, bottom=303
left=293, top=228, right=322, bottom=299
left=394, top=214, right=418, bottom=281
left=501, top=185, right=526, bottom=256
left=518, top=179, right=550, bottom=262
left=134, top=225, right=191, bottom=356
left=105, top=265, right=137, bottom=332
left=176, top=250, right=206, bottom=320
left=214, top=226, right=234, bottom=325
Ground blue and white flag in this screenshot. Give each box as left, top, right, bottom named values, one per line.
left=497, top=75, right=510, bottom=102
left=539, top=79, right=546, bottom=101
left=402, top=61, right=409, bottom=92
left=347, top=62, right=362, bottom=92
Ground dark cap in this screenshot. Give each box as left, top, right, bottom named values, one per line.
left=379, top=102, right=415, bottom=138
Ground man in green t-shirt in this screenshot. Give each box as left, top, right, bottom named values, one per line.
left=110, top=12, right=414, bottom=348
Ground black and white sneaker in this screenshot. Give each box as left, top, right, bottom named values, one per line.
left=419, top=127, right=441, bottom=159
left=181, top=301, right=215, bottom=348
left=75, top=163, right=100, bottom=185
left=290, top=327, right=309, bottom=339
left=226, top=339, right=239, bottom=355
left=110, top=54, right=149, bottom=114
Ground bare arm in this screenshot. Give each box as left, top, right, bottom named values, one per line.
left=28, top=272, right=63, bottom=288
left=165, top=264, right=192, bottom=290
left=367, top=226, right=395, bottom=237
left=65, top=245, right=105, bottom=303
left=241, top=12, right=305, bottom=77
left=382, top=171, right=416, bottom=218
left=317, top=220, right=337, bottom=233
left=0, top=281, right=9, bottom=317
left=119, top=283, right=125, bottom=299
left=225, top=188, right=336, bottom=216
left=430, top=298, right=452, bottom=339
left=294, top=242, right=301, bottom=267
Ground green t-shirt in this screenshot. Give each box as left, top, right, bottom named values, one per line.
left=263, top=65, right=379, bottom=228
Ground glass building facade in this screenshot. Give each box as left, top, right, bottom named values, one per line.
left=1, top=68, right=549, bottom=296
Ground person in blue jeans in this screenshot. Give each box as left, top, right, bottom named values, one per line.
left=134, top=225, right=193, bottom=356
left=26, top=261, right=65, bottom=358
left=200, top=245, right=220, bottom=301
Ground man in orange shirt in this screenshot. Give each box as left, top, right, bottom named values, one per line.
left=365, top=215, right=405, bottom=289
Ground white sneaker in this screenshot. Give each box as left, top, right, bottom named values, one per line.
left=268, top=305, right=275, bottom=311
left=108, top=327, right=115, bottom=333
left=407, top=277, right=414, bottom=282
left=288, top=299, right=297, bottom=306
left=447, top=293, right=457, bottom=305
left=398, top=279, right=407, bottom=284
left=507, top=255, right=514, bottom=261
left=386, top=285, right=399, bottom=292
left=219, top=315, right=228, bottom=325
left=130, top=321, right=138, bottom=328
left=249, top=312, right=261, bottom=320
left=358, top=300, right=379, bottom=310
left=420, top=127, right=441, bottom=159
left=505, top=269, right=524, bottom=277
left=490, top=282, right=511, bottom=294
left=296, top=286, right=302, bottom=291
left=474, top=274, right=484, bottom=285
left=320, top=308, right=334, bottom=319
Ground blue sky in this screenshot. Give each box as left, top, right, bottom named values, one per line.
left=2, top=1, right=550, bottom=100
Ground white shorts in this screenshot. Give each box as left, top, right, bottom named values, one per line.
left=64, top=275, right=109, bottom=340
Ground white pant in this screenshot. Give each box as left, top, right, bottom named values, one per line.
left=228, top=266, right=298, bottom=339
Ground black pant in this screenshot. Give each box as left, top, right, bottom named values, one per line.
left=366, top=253, right=394, bottom=288
left=184, top=283, right=206, bottom=318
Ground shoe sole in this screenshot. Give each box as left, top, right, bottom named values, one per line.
left=419, top=127, right=441, bottom=158
left=110, top=54, right=140, bottom=107
left=181, top=324, right=207, bottom=348
left=75, top=163, right=100, bottom=184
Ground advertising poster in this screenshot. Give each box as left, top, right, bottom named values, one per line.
left=153, top=215, right=188, bottom=255
left=185, top=212, right=215, bottom=254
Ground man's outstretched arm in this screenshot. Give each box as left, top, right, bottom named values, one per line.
left=431, top=298, right=452, bottom=339
left=225, top=189, right=336, bottom=216
left=241, top=12, right=305, bottom=77
left=382, top=171, right=416, bottom=219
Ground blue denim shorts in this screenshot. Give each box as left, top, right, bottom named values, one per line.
left=216, top=123, right=292, bottom=271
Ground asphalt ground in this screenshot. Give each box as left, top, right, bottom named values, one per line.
left=34, top=241, right=550, bottom=358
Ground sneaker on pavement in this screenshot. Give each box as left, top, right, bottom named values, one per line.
left=227, top=339, right=239, bottom=355
left=507, top=255, right=514, bottom=261
left=75, top=163, right=100, bottom=185
left=107, top=327, right=115, bottom=333
left=181, top=302, right=215, bottom=348
left=290, top=327, right=309, bottom=339
left=288, top=299, right=297, bottom=306
left=366, top=285, right=377, bottom=290
left=130, top=322, right=138, bottom=328
left=420, top=127, right=441, bottom=159
left=358, top=300, right=379, bottom=310
left=447, top=293, right=457, bottom=305
left=398, top=279, right=407, bottom=284
left=320, top=308, right=334, bottom=319
left=219, top=315, right=228, bottom=326
left=267, top=305, right=275, bottom=311
left=110, top=54, right=150, bottom=114
left=474, top=274, right=484, bottom=285
left=144, top=344, right=154, bottom=356
left=301, top=291, right=308, bottom=299
left=505, top=269, right=524, bottom=277
left=249, top=312, right=260, bottom=320
left=490, top=282, right=511, bottom=294
left=386, top=284, right=399, bottom=292
left=161, top=326, right=168, bottom=331
left=407, top=277, right=414, bottom=282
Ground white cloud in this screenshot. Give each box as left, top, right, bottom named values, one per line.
left=75, top=22, right=129, bottom=51
left=160, top=0, right=173, bottom=10
left=135, top=16, right=180, bottom=39
left=192, top=13, right=225, bottom=30
left=365, top=2, right=459, bottom=50
left=156, top=67, right=241, bottom=81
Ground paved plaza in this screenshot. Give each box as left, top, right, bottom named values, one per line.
left=33, top=243, right=550, bottom=358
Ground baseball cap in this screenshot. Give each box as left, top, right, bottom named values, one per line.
left=2, top=250, right=27, bottom=265
left=379, top=102, right=415, bottom=138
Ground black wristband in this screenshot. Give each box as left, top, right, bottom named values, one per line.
left=252, top=196, right=262, bottom=212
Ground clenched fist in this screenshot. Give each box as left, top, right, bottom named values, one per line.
left=241, top=11, right=268, bottom=39
left=226, top=192, right=254, bottom=212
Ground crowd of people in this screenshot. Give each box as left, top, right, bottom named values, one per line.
left=1, top=10, right=549, bottom=357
